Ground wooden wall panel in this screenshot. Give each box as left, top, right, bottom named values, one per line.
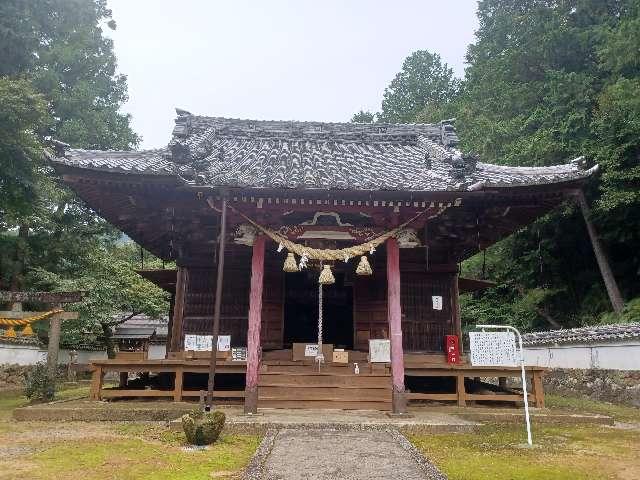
left=181, top=245, right=252, bottom=347
left=353, top=254, right=388, bottom=350
left=400, top=271, right=454, bottom=352
left=353, top=248, right=455, bottom=353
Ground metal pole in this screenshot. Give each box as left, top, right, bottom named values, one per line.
left=476, top=324, right=532, bottom=446
left=206, top=196, right=227, bottom=410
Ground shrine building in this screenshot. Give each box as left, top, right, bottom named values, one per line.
left=49, top=110, right=597, bottom=413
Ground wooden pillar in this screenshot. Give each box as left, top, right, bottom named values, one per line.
left=165, top=293, right=175, bottom=358
left=207, top=197, right=228, bottom=409
left=575, top=190, right=624, bottom=313
left=47, top=305, right=62, bottom=384
left=174, top=367, right=184, bottom=402
left=170, top=267, right=187, bottom=352
left=456, top=373, right=466, bottom=407
left=90, top=365, right=103, bottom=400
left=244, top=235, right=266, bottom=414
left=532, top=371, right=545, bottom=408
left=386, top=238, right=407, bottom=414
left=452, top=273, right=462, bottom=353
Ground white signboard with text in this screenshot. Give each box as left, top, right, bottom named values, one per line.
left=369, top=339, right=391, bottom=363
left=183, top=334, right=231, bottom=352
left=469, top=331, right=518, bottom=367
left=304, top=344, right=319, bottom=357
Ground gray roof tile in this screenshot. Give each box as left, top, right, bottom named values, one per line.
left=522, top=323, right=640, bottom=346
left=51, top=111, right=597, bottom=192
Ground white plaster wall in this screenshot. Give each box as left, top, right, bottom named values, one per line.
left=0, top=344, right=46, bottom=365
left=524, top=341, right=640, bottom=370
left=0, top=344, right=108, bottom=366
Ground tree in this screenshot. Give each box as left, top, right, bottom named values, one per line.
left=457, top=0, right=640, bottom=329
left=379, top=50, right=460, bottom=123
left=30, top=243, right=168, bottom=357
left=0, top=1, right=158, bottom=349
left=351, top=110, right=376, bottom=123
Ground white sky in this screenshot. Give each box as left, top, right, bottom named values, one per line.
left=106, top=0, right=479, bottom=149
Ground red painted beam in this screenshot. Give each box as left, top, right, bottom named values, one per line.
left=244, top=235, right=266, bottom=414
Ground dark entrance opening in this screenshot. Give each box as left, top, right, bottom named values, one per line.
left=283, top=269, right=353, bottom=349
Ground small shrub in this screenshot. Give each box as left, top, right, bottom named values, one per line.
left=181, top=408, right=225, bottom=445
left=24, top=362, right=56, bottom=402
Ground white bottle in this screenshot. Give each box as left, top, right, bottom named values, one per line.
left=354, top=363, right=360, bottom=375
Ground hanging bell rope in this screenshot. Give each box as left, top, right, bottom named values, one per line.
left=316, top=281, right=325, bottom=367
left=227, top=203, right=447, bottom=262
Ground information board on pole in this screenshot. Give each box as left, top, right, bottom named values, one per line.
left=469, top=331, right=518, bottom=367
left=471, top=325, right=533, bottom=446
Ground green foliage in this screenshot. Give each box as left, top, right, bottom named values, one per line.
left=351, top=110, right=376, bottom=123
left=379, top=50, right=460, bottom=123
left=0, top=1, right=156, bottom=351
left=455, top=0, right=640, bottom=329
left=599, top=297, right=640, bottom=325
left=182, top=409, right=226, bottom=446
left=0, top=77, right=50, bottom=219
left=28, top=242, right=168, bottom=352
left=23, top=362, right=55, bottom=402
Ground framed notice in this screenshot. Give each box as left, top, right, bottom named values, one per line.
left=196, top=335, right=212, bottom=351
left=184, top=334, right=198, bottom=351
left=184, top=334, right=231, bottom=352
left=304, top=344, right=319, bottom=357
left=217, top=335, right=231, bottom=352
left=369, top=339, right=391, bottom=363
left=232, top=347, right=247, bottom=362
left=432, top=295, right=443, bottom=310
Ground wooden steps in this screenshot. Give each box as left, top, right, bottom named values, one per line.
left=258, top=371, right=392, bottom=410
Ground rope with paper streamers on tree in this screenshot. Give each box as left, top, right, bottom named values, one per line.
left=0, top=309, right=63, bottom=337
left=228, top=203, right=450, bottom=284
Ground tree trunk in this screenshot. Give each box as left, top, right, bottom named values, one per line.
left=101, top=322, right=116, bottom=359
left=9, top=224, right=29, bottom=307
left=575, top=190, right=624, bottom=313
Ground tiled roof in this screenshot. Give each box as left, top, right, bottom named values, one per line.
left=115, top=314, right=168, bottom=338
left=522, top=323, right=640, bottom=346
left=50, top=109, right=597, bottom=192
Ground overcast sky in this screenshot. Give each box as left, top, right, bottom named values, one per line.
left=106, top=1, right=479, bottom=149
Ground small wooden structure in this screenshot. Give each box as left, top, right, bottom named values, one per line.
left=50, top=112, right=600, bottom=413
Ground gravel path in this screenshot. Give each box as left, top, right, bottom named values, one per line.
left=249, top=428, right=446, bottom=480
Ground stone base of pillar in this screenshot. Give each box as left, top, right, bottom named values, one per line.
left=244, top=388, right=258, bottom=414
left=392, top=389, right=407, bottom=414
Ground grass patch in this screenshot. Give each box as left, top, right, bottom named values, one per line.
left=0, top=389, right=261, bottom=479
left=546, top=394, right=640, bottom=423
left=0, top=391, right=28, bottom=421
left=8, top=434, right=259, bottom=480
left=409, top=423, right=640, bottom=480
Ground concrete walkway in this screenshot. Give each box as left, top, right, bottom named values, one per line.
left=247, top=428, right=446, bottom=480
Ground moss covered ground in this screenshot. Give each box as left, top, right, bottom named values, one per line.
left=409, top=396, right=640, bottom=480
left=0, top=387, right=260, bottom=480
